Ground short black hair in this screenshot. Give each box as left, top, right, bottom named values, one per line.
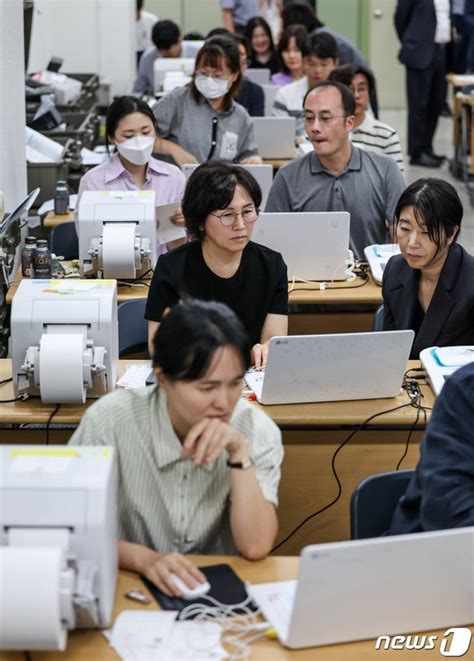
left=206, top=27, right=232, bottom=38
left=136, top=0, right=143, bottom=12
left=105, top=95, right=157, bottom=151
left=182, top=161, right=262, bottom=241
left=303, top=80, right=356, bottom=116
left=281, top=3, right=323, bottom=32
left=192, top=36, right=242, bottom=111
left=329, top=63, right=376, bottom=97
left=152, top=299, right=251, bottom=378
left=183, top=31, right=205, bottom=40
left=395, top=178, right=463, bottom=249
left=244, top=17, right=276, bottom=57
left=152, top=19, right=181, bottom=51
left=303, top=31, right=338, bottom=61
left=277, top=25, right=308, bottom=74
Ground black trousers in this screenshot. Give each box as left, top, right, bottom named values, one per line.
left=405, top=44, right=446, bottom=157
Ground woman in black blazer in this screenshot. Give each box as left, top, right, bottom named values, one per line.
left=382, top=178, right=474, bottom=359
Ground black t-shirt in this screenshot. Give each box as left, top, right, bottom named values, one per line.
left=145, top=241, right=288, bottom=346
left=248, top=53, right=281, bottom=75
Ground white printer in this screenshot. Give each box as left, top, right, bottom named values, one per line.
left=78, top=190, right=157, bottom=279
left=364, top=243, right=401, bottom=285
left=0, top=445, right=117, bottom=651
left=420, top=346, right=474, bottom=395
left=11, top=279, right=118, bottom=403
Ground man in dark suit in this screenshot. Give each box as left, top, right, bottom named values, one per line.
left=394, top=0, right=451, bottom=167
left=389, top=361, right=474, bottom=534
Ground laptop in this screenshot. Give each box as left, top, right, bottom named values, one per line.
left=253, top=211, right=350, bottom=280
left=252, top=117, right=296, bottom=159
left=248, top=528, right=474, bottom=649
left=153, top=57, right=195, bottom=93
left=262, top=83, right=281, bottom=116
left=244, top=331, right=414, bottom=405
left=181, top=163, right=274, bottom=211
left=245, top=68, right=271, bottom=85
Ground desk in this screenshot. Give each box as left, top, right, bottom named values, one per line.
left=6, top=273, right=380, bottom=334
left=0, top=359, right=434, bottom=550
left=446, top=74, right=474, bottom=191
left=43, top=211, right=74, bottom=228
left=288, top=273, right=382, bottom=334
left=15, top=557, right=454, bottom=661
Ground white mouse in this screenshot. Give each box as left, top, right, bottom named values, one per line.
left=169, top=573, right=211, bottom=600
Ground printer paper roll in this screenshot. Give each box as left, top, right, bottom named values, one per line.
left=40, top=333, right=86, bottom=403
left=0, top=547, right=67, bottom=650
left=102, top=223, right=136, bottom=279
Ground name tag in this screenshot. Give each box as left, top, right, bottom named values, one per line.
left=220, top=131, right=238, bottom=160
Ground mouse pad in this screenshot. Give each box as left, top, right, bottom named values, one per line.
left=141, top=563, right=258, bottom=618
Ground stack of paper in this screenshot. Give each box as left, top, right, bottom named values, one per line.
left=105, top=611, right=226, bottom=660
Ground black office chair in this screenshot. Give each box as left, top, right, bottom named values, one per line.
left=49, top=222, right=79, bottom=260
left=118, top=298, right=148, bottom=357
left=372, top=304, right=384, bottom=331
left=350, top=469, right=415, bottom=539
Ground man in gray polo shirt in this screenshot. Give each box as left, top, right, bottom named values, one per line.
left=266, top=81, right=405, bottom=259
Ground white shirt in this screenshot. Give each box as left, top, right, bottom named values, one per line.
left=433, top=0, right=451, bottom=44
left=69, top=386, right=283, bottom=555
left=136, top=10, right=158, bottom=52
left=272, top=75, right=308, bottom=138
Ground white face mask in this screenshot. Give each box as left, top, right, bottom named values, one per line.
left=115, top=135, right=154, bottom=166
left=195, top=74, right=231, bottom=100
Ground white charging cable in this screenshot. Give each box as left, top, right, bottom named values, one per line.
left=288, top=249, right=357, bottom=292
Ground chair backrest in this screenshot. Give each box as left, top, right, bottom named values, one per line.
left=118, top=298, right=148, bottom=356
left=49, top=222, right=78, bottom=260
left=372, top=304, right=384, bottom=331
left=350, top=469, right=415, bottom=539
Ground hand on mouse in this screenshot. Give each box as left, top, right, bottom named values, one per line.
left=140, top=550, right=206, bottom=597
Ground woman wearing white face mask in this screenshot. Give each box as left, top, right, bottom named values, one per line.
left=77, top=96, right=186, bottom=251
left=153, top=36, right=263, bottom=167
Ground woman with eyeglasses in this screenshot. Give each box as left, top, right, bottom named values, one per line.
left=153, top=36, right=262, bottom=167
left=146, top=161, right=289, bottom=368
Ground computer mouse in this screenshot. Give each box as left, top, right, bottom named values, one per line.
left=169, top=573, right=211, bottom=600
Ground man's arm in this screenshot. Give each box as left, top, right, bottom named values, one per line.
left=417, top=367, right=474, bottom=529
left=394, top=0, right=415, bottom=41
left=222, top=8, right=235, bottom=32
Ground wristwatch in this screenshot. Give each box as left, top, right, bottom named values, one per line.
left=227, top=457, right=255, bottom=470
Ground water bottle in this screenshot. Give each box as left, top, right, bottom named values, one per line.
left=21, top=236, right=37, bottom=277
left=32, top=239, right=52, bottom=278
left=54, top=180, right=69, bottom=215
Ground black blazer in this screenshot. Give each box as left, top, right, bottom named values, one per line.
left=394, top=0, right=437, bottom=70
left=382, top=243, right=474, bottom=359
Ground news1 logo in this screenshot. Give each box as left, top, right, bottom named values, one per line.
left=375, top=628, right=472, bottom=656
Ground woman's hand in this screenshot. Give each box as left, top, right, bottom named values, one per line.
left=251, top=342, right=269, bottom=369
left=182, top=418, right=249, bottom=466
left=141, top=549, right=207, bottom=596
left=169, top=208, right=185, bottom=226
left=240, top=155, right=263, bottom=164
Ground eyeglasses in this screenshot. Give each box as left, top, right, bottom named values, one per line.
left=303, top=113, right=347, bottom=125
left=209, top=206, right=259, bottom=227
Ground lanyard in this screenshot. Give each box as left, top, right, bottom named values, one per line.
left=207, top=116, right=218, bottom=160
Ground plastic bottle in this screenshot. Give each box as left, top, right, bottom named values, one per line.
left=54, top=180, right=69, bottom=216
left=32, top=239, right=52, bottom=278
left=21, top=236, right=37, bottom=277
